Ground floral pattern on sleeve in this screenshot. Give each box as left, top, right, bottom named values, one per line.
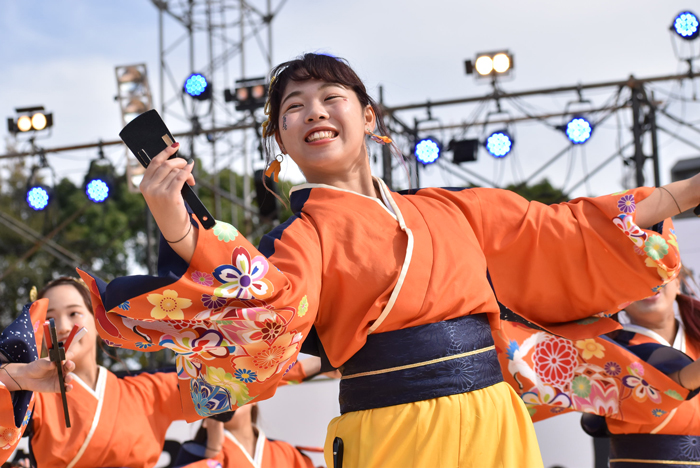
left=78, top=218, right=317, bottom=422
left=609, top=191, right=681, bottom=288
left=495, top=322, right=689, bottom=424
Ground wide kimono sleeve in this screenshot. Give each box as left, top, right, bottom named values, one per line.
left=494, top=321, right=692, bottom=424
left=0, top=300, right=47, bottom=462
left=458, top=187, right=681, bottom=329
left=78, top=215, right=322, bottom=422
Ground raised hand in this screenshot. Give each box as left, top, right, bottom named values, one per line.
left=0, top=354, right=75, bottom=393
left=139, top=142, right=198, bottom=263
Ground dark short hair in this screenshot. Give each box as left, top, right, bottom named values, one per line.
left=37, top=276, right=93, bottom=312
left=262, top=53, right=391, bottom=158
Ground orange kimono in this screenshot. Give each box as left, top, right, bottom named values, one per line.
left=0, top=301, right=46, bottom=459
left=29, top=368, right=184, bottom=468
left=78, top=181, right=679, bottom=466
left=177, top=427, right=316, bottom=468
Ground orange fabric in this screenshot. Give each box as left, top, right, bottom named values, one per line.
left=496, top=321, right=689, bottom=424
left=78, top=185, right=680, bottom=421
left=607, top=331, right=700, bottom=435
left=0, top=300, right=47, bottom=460
left=31, top=369, right=184, bottom=468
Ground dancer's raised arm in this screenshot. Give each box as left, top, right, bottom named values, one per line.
left=139, top=142, right=198, bottom=263
left=635, top=175, right=700, bottom=228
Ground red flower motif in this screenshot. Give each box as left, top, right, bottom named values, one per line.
left=532, top=336, right=577, bottom=389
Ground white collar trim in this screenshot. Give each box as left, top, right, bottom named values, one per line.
left=224, top=426, right=266, bottom=468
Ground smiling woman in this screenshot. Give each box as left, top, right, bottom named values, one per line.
left=77, top=53, right=700, bottom=468
left=0, top=277, right=187, bottom=468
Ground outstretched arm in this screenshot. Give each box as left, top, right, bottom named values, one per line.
left=635, top=174, right=700, bottom=228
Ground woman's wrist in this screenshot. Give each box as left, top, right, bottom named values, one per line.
left=0, top=364, right=25, bottom=392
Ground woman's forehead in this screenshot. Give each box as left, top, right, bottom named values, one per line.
left=280, top=79, right=347, bottom=99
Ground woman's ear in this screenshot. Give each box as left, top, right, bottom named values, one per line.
left=364, top=105, right=377, bottom=133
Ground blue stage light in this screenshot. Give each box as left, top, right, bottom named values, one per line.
left=565, top=117, right=593, bottom=144
left=414, top=138, right=441, bottom=165
left=86, top=179, right=110, bottom=203
left=673, top=11, right=699, bottom=40
left=485, top=131, right=513, bottom=158
left=26, top=186, right=49, bottom=211
left=184, top=74, right=209, bottom=98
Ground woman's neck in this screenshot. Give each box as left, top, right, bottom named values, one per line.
left=229, top=422, right=258, bottom=458
left=73, top=356, right=99, bottom=391
left=630, top=313, right=679, bottom=345
left=301, top=151, right=379, bottom=198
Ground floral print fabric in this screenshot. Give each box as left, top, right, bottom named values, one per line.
left=79, top=220, right=317, bottom=422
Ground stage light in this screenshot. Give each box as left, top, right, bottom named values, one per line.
left=225, top=77, right=268, bottom=111
left=26, top=186, right=49, bottom=211
left=31, top=113, right=47, bottom=131
left=485, top=131, right=513, bottom=158
left=414, top=137, right=441, bottom=165
left=565, top=117, right=593, bottom=144
left=8, top=107, right=53, bottom=134
left=184, top=73, right=212, bottom=100
left=465, top=51, right=514, bottom=78
left=475, top=56, right=493, bottom=76
left=672, top=11, right=699, bottom=40
left=83, top=154, right=115, bottom=203
left=493, top=53, right=511, bottom=73
left=16, top=116, right=32, bottom=132
left=85, top=179, right=110, bottom=203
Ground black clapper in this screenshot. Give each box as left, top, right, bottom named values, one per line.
left=333, top=437, right=344, bottom=468
left=44, top=318, right=70, bottom=428
left=119, top=109, right=215, bottom=229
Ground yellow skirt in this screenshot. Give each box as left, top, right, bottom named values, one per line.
left=324, top=381, right=543, bottom=468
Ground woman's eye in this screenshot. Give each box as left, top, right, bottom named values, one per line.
left=325, top=95, right=341, bottom=101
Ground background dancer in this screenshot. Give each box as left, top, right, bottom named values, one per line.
left=81, top=53, right=699, bottom=467
left=0, top=277, right=186, bottom=467
left=175, top=402, right=318, bottom=468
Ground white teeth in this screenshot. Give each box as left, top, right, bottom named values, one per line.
left=306, top=130, right=337, bottom=142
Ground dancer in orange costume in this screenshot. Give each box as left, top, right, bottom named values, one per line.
left=78, top=54, right=700, bottom=467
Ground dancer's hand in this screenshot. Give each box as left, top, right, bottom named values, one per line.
left=0, top=354, right=75, bottom=393
left=139, top=143, right=198, bottom=263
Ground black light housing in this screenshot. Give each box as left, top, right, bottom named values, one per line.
left=449, top=139, right=479, bottom=163
left=226, top=77, right=268, bottom=111
left=8, top=106, right=53, bottom=134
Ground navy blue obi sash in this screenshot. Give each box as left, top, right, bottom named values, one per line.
left=610, top=434, right=700, bottom=467
left=338, top=314, right=503, bottom=414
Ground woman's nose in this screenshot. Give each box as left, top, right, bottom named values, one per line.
left=305, top=102, right=328, bottom=122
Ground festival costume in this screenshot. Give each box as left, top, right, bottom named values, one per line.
left=78, top=180, right=680, bottom=467
left=28, top=368, right=184, bottom=468
left=176, top=426, right=315, bottom=468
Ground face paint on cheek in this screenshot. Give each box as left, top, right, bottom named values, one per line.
left=282, top=115, right=287, bottom=131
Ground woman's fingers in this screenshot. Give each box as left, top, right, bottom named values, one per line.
left=150, top=142, right=180, bottom=165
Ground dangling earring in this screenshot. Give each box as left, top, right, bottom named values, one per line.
left=264, top=154, right=284, bottom=182
left=365, top=128, right=393, bottom=145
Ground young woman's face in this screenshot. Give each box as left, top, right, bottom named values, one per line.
left=625, top=278, right=681, bottom=325
left=44, top=284, right=98, bottom=365
left=275, top=79, right=375, bottom=179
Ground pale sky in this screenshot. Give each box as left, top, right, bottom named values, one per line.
left=3, top=2, right=700, bottom=467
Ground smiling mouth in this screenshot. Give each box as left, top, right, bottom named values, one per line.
left=306, top=130, right=338, bottom=142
